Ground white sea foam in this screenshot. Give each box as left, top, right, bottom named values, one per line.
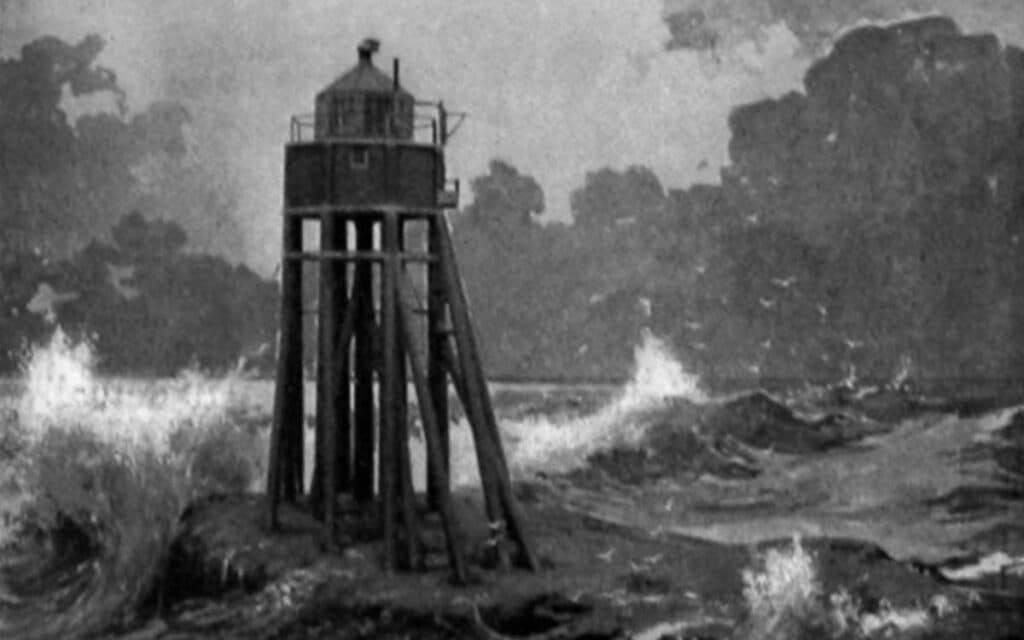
left=940, top=551, right=1024, bottom=581
left=16, top=327, right=239, bottom=457
left=444, top=330, right=706, bottom=485
left=0, top=326, right=263, bottom=634
left=741, top=534, right=820, bottom=636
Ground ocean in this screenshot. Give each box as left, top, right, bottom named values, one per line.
left=0, top=328, right=1021, bottom=638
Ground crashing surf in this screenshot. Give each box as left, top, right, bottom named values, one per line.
left=0, top=328, right=263, bottom=638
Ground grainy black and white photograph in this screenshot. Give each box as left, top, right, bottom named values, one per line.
left=0, top=1, right=1022, bottom=638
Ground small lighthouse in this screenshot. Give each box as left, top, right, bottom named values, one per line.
left=265, top=39, right=535, bottom=581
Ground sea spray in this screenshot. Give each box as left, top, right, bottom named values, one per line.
left=740, top=535, right=822, bottom=639
left=0, top=327, right=263, bottom=638
left=736, top=535, right=945, bottom=639
left=17, top=328, right=238, bottom=453
left=623, top=329, right=707, bottom=405
left=444, top=331, right=707, bottom=485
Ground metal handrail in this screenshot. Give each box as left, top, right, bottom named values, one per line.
left=290, top=114, right=315, bottom=142
left=288, top=100, right=465, bottom=145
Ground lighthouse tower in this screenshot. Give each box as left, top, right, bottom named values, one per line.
left=265, top=39, right=535, bottom=581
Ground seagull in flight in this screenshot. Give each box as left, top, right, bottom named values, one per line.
left=638, top=297, right=652, bottom=317
left=759, top=297, right=777, bottom=309
left=770, top=276, right=797, bottom=288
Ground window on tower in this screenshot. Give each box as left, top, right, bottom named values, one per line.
left=350, top=146, right=369, bottom=169
left=336, top=96, right=360, bottom=136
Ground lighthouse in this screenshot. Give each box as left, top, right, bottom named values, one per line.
left=265, top=39, right=535, bottom=581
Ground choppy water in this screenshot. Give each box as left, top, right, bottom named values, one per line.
left=0, top=328, right=1021, bottom=638
left=0, top=329, right=266, bottom=638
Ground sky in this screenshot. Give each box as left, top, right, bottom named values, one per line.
left=2, top=0, right=1021, bottom=271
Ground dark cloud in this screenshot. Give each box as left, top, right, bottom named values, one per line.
left=662, top=0, right=1021, bottom=56
left=664, top=8, right=720, bottom=51
left=455, top=16, right=1024, bottom=381
left=0, top=35, right=240, bottom=258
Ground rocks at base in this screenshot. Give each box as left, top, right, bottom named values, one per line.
left=161, top=494, right=322, bottom=605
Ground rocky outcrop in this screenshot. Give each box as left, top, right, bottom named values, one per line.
left=161, top=495, right=320, bottom=605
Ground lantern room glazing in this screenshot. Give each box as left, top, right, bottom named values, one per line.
left=313, top=38, right=415, bottom=140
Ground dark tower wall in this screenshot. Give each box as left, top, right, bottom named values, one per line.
left=284, top=144, right=443, bottom=208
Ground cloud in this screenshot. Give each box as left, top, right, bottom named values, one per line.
left=3, top=0, right=1020, bottom=271
left=662, top=0, right=1024, bottom=54
left=663, top=8, right=721, bottom=51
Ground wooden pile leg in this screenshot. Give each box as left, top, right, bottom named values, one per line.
left=426, top=218, right=450, bottom=511
left=435, top=218, right=538, bottom=570
left=379, top=211, right=399, bottom=571
left=394, top=221, right=420, bottom=571
left=397, top=273, right=467, bottom=583
left=266, top=214, right=305, bottom=529
left=313, top=213, right=351, bottom=540
left=352, top=220, right=376, bottom=505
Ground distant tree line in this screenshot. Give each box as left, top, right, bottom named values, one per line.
left=453, top=17, right=1024, bottom=386
left=0, top=35, right=270, bottom=375
left=0, top=212, right=276, bottom=375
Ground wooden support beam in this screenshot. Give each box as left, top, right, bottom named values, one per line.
left=394, top=222, right=419, bottom=571
left=353, top=220, right=376, bottom=504
left=432, top=273, right=508, bottom=568
left=426, top=216, right=450, bottom=511
left=265, top=334, right=287, bottom=529
left=284, top=203, right=443, bottom=219
left=311, top=292, right=359, bottom=511
left=440, top=334, right=469, bottom=402
left=319, top=233, right=338, bottom=530
left=313, top=140, right=336, bottom=517
left=435, top=218, right=538, bottom=571
left=398, top=273, right=467, bottom=583
left=379, top=211, right=400, bottom=571
left=445, top=339, right=510, bottom=570
left=280, top=214, right=305, bottom=503
left=312, top=308, right=326, bottom=518
left=266, top=208, right=305, bottom=527
left=395, top=314, right=420, bottom=570
left=396, top=423, right=420, bottom=570
left=285, top=250, right=436, bottom=263
left=315, top=214, right=351, bottom=543
left=332, top=267, right=355, bottom=496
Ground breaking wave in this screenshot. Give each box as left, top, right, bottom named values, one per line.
left=0, top=328, right=263, bottom=638
left=446, top=330, right=708, bottom=485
